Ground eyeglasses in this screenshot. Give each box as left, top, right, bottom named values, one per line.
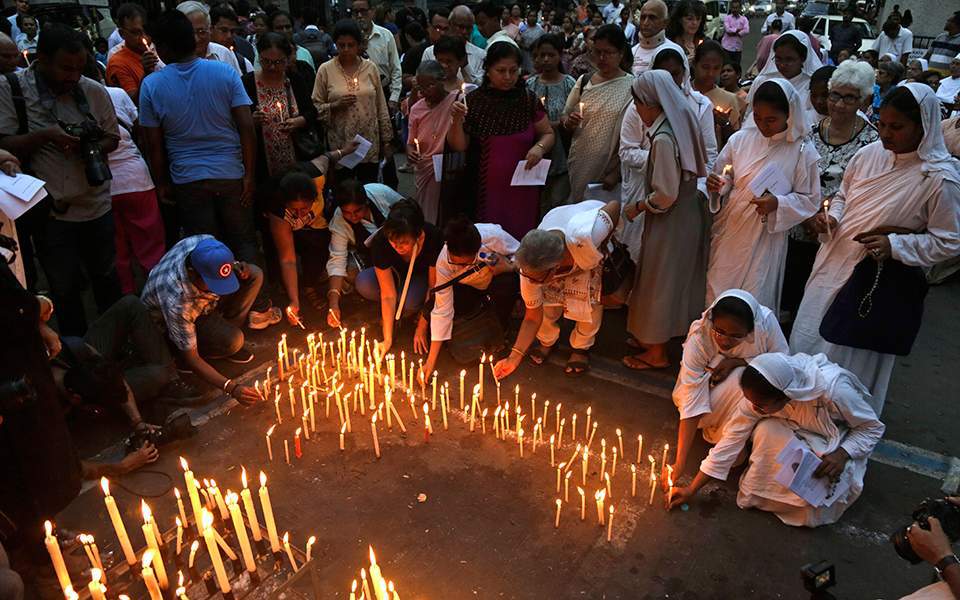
left=590, top=48, right=619, bottom=58
left=261, top=57, right=287, bottom=67
left=827, top=91, right=861, bottom=106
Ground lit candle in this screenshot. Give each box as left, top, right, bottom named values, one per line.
left=605, top=472, right=612, bottom=499
left=306, top=536, right=316, bottom=563
left=616, top=428, right=624, bottom=457
left=340, top=422, right=347, bottom=451
left=612, top=446, right=618, bottom=475
left=596, top=490, right=605, bottom=525
left=555, top=403, right=562, bottom=432
left=188, top=540, right=199, bottom=570
left=661, top=444, right=670, bottom=475
left=668, top=471, right=674, bottom=506
left=578, top=487, right=586, bottom=520
left=259, top=472, right=281, bottom=553
left=481, top=407, right=487, bottom=434
left=240, top=468, right=262, bottom=542
left=587, top=421, right=598, bottom=450
left=554, top=498, right=562, bottom=529
left=558, top=418, right=565, bottom=448
left=371, top=414, right=381, bottom=458
left=175, top=517, right=183, bottom=556
left=180, top=458, right=204, bottom=535
left=390, top=581, right=400, bottom=600
left=649, top=473, right=657, bottom=506
left=43, top=521, right=72, bottom=594
left=550, top=434, right=555, bottom=466
left=201, top=509, right=231, bottom=594
left=607, top=505, right=614, bottom=542
left=282, top=532, right=298, bottom=572
left=413, top=137, right=421, bottom=155
left=572, top=413, right=578, bottom=440
left=226, top=493, right=257, bottom=574
left=294, top=427, right=303, bottom=459
left=210, top=480, right=229, bottom=520
left=564, top=471, right=572, bottom=502
left=368, top=547, right=387, bottom=600
left=518, top=428, right=524, bottom=458
left=631, top=464, right=637, bottom=497
left=100, top=478, right=136, bottom=565
left=140, top=501, right=168, bottom=589
left=461, top=82, right=468, bottom=109
left=556, top=461, right=565, bottom=493
left=581, top=446, right=589, bottom=486
left=478, top=353, right=485, bottom=402
left=822, top=199, right=832, bottom=238
left=141, top=550, right=163, bottom=600
left=87, top=568, right=106, bottom=600
left=173, top=487, right=188, bottom=530
left=361, top=568, right=373, bottom=600
left=637, top=434, right=643, bottom=464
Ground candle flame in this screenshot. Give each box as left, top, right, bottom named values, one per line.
left=241, top=468, right=248, bottom=489
left=341, top=422, right=347, bottom=433
left=307, top=535, right=316, bottom=548
left=631, top=464, right=636, bottom=473
left=352, top=580, right=358, bottom=592
left=389, top=581, right=395, bottom=592
left=283, top=532, right=289, bottom=544
left=577, top=486, right=584, bottom=496
left=91, top=568, right=102, bottom=583
left=201, top=508, right=213, bottom=530
left=369, top=545, right=377, bottom=565
left=609, top=505, right=614, bottom=515
left=174, top=486, right=181, bottom=499
left=142, top=548, right=155, bottom=569
left=100, top=477, right=110, bottom=495
left=141, top=499, right=152, bottom=521
left=176, top=516, right=182, bottom=527
left=616, top=428, right=622, bottom=436
left=267, top=424, right=276, bottom=436
left=178, top=571, right=185, bottom=587
left=295, top=427, right=302, bottom=436
left=556, top=498, right=562, bottom=507
left=44, top=520, right=52, bottom=537
left=260, top=471, right=267, bottom=487
left=225, top=491, right=237, bottom=505
left=722, top=164, right=732, bottom=176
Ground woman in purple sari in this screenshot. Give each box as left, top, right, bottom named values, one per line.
left=446, top=41, right=556, bottom=240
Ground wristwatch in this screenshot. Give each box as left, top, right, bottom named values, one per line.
left=935, top=554, right=959, bottom=577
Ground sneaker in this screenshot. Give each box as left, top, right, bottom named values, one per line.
left=226, top=347, right=255, bottom=364
left=248, top=306, right=282, bottom=330
left=162, top=378, right=203, bottom=402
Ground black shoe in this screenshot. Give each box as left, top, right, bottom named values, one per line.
left=163, top=378, right=203, bottom=402
left=226, top=347, right=255, bottom=364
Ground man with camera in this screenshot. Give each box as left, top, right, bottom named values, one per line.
left=900, top=497, right=960, bottom=599
left=0, top=23, right=122, bottom=336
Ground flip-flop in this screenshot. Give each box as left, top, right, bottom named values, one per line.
left=528, top=342, right=556, bottom=366
left=625, top=337, right=645, bottom=350
left=565, top=351, right=590, bottom=377
left=622, top=355, right=670, bottom=371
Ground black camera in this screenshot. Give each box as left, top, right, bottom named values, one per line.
left=892, top=498, right=960, bottom=564
left=0, top=376, right=36, bottom=414
left=124, top=413, right=196, bottom=454
left=59, top=119, right=113, bottom=187
left=801, top=561, right=836, bottom=599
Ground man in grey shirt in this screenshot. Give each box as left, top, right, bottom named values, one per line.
left=0, top=24, right=121, bottom=335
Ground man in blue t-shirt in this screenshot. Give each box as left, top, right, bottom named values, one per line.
left=140, top=9, right=281, bottom=330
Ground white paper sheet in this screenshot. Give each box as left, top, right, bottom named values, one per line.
left=338, top=134, right=373, bottom=169
left=510, top=159, right=551, bottom=186
left=432, top=154, right=443, bottom=182
left=774, top=437, right=849, bottom=507
left=748, top=162, right=791, bottom=197
left=0, top=172, right=44, bottom=202
left=0, top=178, right=47, bottom=221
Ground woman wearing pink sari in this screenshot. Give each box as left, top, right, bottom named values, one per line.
left=407, top=61, right=458, bottom=224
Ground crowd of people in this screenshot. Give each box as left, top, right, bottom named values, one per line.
left=1, top=0, right=960, bottom=596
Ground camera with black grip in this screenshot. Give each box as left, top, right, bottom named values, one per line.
left=58, top=119, right=112, bottom=187
left=891, top=498, right=960, bottom=564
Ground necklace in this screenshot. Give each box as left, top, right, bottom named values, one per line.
left=825, top=116, right=857, bottom=145
left=336, top=56, right=361, bottom=92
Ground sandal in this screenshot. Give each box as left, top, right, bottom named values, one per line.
left=565, top=351, right=590, bottom=377
left=625, top=336, right=645, bottom=350
left=622, top=354, right=670, bottom=371
left=527, top=342, right=556, bottom=366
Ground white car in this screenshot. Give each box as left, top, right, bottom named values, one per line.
left=747, top=2, right=775, bottom=17
left=810, top=15, right=876, bottom=55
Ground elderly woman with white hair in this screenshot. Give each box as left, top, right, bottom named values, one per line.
left=782, top=59, right=879, bottom=321
left=492, top=199, right=620, bottom=379
left=791, top=84, right=960, bottom=413
left=668, top=351, right=885, bottom=527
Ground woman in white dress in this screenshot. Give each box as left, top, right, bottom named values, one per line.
left=705, top=78, right=821, bottom=313
left=492, top=200, right=620, bottom=379
left=668, top=289, right=789, bottom=481
left=747, top=30, right=823, bottom=122
left=790, top=83, right=960, bottom=414
left=669, top=352, right=885, bottom=528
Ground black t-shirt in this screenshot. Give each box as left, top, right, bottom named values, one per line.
left=371, top=222, right=443, bottom=275
left=401, top=40, right=428, bottom=76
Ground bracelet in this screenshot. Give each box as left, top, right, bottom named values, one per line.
left=336, top=149, right=343, bottom=159
left=222, top=379, right=233, bottom=393
left=510, top=347, right=525, bottom=358
left=535, top=142, right=546, bottom=151
left=328, top=288, right=342, bottom=297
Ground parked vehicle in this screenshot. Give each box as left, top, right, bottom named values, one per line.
left=810, top=15, right=876, bottom=54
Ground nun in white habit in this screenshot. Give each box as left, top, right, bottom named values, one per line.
left=705, top=78, right=820, bottom=314
left=668, top=289, right=789, bottom=479
left=622, top=69, right=709, bottom=371
left=746, top=30, right=823, bottom=124
left=670, top=352, right=885, bottom=528
left=790, top=83, right=960, bottom=413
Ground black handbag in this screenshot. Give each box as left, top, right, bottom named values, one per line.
left=601, top=236, right=635, bottom=297
left=819, top=256, right=928, bottom=356
left=285, top=85, right=323, bottom=160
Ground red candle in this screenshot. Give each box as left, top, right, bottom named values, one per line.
left=294, top=428, right=303, bottom=458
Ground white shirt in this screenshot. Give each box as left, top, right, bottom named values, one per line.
left=204, top=41, right=243, bottom=75
left=108, top=28, right=123, bottom=50
left=937, top=76, right=960, bottom=116
left=105, top=87, right=155, bottom=196
left=631, top=37, right=682, bottom=76
left=619, top=21, right=636, bottom=44
left=365, top=23, right=403, bottom=103
left=872, top=26, right=913, bottom=59
left=326, top=183, right=404, bottom=277
left=430, top=223, right=519, bottom=341
left=761, top=10, right=796, bottom=34
left=602, top=2, right=623, bottom=24
left=422, top=41, right=486, bottom=85
left=7, top=14, right=19, bottom=41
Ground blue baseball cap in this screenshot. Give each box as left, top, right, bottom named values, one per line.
left=189, top=238, right=239, bottom=295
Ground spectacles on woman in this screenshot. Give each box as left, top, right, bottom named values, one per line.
left=261, top=57, right=288, bottom=67
left=827, top=91, right=861, bottom=106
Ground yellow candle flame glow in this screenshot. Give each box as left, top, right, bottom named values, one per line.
left=241, top=467, right=248, bottom=489
left=142, top=549, right=155, bottom=569
left=180, top=456, right=189, bottom=471
left=100, top=477, right=110, bottom=496
left=260, top=471, right=268, bottom=487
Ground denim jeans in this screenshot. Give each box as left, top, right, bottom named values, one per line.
left=195, top=264, right=264, bottom=358
left=34, top=212, right=122, bottom=336
left=83, top=295, right=175, bottom=404
left=355, top=267, right=428, bottom=317
left=174, top=178, right=269, bottom=310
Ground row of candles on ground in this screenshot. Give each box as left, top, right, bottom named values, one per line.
left=264, top=328, right=678, bottom=540
left=44, top=460, right=339, bottom=599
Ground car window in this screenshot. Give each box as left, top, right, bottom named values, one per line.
left=813, top=17, right=826, bottom=35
